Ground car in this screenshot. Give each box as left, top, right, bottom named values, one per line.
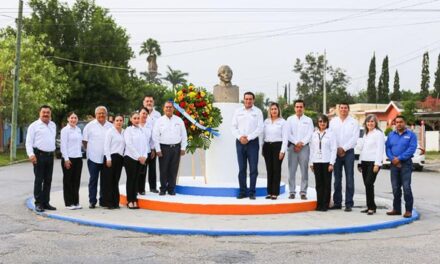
left=55, top=121, right=88, bottom=159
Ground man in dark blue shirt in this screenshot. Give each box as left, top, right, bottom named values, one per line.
left=385, top=115, right=417, bottom=218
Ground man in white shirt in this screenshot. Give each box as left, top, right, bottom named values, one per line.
left=82, top=106, right=113, bottom=208
left=25, top=105, right=57, bottom=213
left=143, top=95, right=161, bottom=193
left=231, top=92, right=264, bottom=200
left=329, top=103, right=360, bottom=212
left=284, top=99, right=314, bottom=200
left=153, top=101, right=187, bottom=195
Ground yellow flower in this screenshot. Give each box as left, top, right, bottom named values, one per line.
left=188, top=91, right=197, bottom=98
left=177, top=90, right=183, bottom=96
left=205, top=109, right=210, bottom=114
left=191, top=115, right=195, bottom=119
left=200, top=91, right=206, bottom=97
left=178, top=95, right=184, bottom=101
left=189, top=85, right=194, bottom=91
left=204, top=131, right=210, bottom=136
left=199, top=120, right=204, bottom=125
left=209, top=117, right=213, bottom=122
left=191, top=125, right=196, bottom=130
left=188, top=135, right=193, bottom=140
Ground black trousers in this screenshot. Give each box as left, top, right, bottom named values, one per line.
left=33, top=150, right=54, bottom=206
left=61, top=157, right=83, bottom=206
left=361, top=161, right=379, bottom=210
left=313, top=162, right=332, bottom=209
left=138, top=155, right=158, bottom=193
left=102, top=154, right=124, bottom=207
left=124, top=156, right=140, bottom=203
left=159, top=144, right=181, bottom=193
left=262, top=142, right=283, bottom=196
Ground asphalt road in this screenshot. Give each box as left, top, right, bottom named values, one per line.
left=0, top=157, right=439, bottom=264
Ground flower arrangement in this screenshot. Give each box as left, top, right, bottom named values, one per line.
left=174, top=83, right=222, bottom=154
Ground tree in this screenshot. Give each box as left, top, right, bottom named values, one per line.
left=0, top=33, right=69, bottom=125
left=24, top=0, right=136, bottom=119
left=254, top=92, right=268, bottom=119
left=293, top=53, right=353, bottom=113
left=390, top=70, right=401, bottom=101
left=367, top=53, right=376, bottom=103
left=354, top=90, right=368, bottom=103
left=139, top=38, right=162, bottom=80
left=377, top=56, right=389, bottom=103
left=434, top=53, right=440, bottom=98
left=163, top=66, right=188, bottom=93
left=420, top=51, right=430, bottom=99
left=401, top=100, right=417, bottom=125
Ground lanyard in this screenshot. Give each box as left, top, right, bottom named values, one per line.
left=318, top=131, right=326, bottom=151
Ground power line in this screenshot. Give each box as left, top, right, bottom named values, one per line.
left=49, top=56, right=131, bottom=71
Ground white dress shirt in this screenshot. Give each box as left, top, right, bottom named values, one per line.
left=60, top=124, right=82, bottom=160
left=152, top=115, right=188, bottom=152
left=263, top=118, right=289, bottom=153
left=147, top=109, right=162, bottom=125
left=231, top=105, right=264, bottom=141
left=104, top=127, right=125, bottom=161
left=359, top=128, right=385, bottom=166
left=82, top=119, right=113, bottom=164
left=140, top=121, right=155, bottom=151
left=124, top=125, right=150, bottom=160
left=26, top=119, right=57, bottom=157
left=309, top=129, right=337, bottom=165
left=284, top=114, right=314, bottom=146
left=329, top=115, right=360, bottom=151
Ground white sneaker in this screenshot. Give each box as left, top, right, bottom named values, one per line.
left=66, top=205, right=76, bottom=210
left=74, top=204, right=82, bottom=209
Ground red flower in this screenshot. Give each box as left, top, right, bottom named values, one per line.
left=182, top=89, right=188, bottom=93
left=179, top=101, right=186, bottom=108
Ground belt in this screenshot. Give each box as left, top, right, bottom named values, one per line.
left=264, top=141, right=282, bottom=144
left=160, top=143, right=181, bottom=148
left=34, top=148, right=54, bottom=156
left=288, top=142, right=309, bottom=147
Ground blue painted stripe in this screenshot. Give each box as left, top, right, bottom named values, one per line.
left=175, top=184, right=286, bottom=197
left=26, top=197, right=420, bottom=236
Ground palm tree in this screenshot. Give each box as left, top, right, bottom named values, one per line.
left=139, top=38, right=162, bottom=79
left=163, top=65, right=188, bottom=93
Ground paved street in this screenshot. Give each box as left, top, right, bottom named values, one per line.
left=0, top=157, right=439, bottom=263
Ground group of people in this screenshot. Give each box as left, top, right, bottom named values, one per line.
left=232, top=92, right=417, bottom=218
left=26, top=96, right=187, bottom=212
left=26, top=92, right=417, bottom=218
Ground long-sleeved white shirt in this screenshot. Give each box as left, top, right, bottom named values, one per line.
left=82, top=119, right=113, bottom=164
left=262, top=118, right=289, bottom=153
left=140, top=121, right=155, bottom=150
left=124, top=125, right=150, bottom=160
left=60, top=124, right=82, bottom=160
left=147, top=109, right=161, bottom=125
left=329, top=115, right=360, bottom=151
left=104, top=127, right=125, bottom=161
left=284, top=114, right=314, bottom=146
left=359, top=128, right=385, bottom=166
left=25, top=119, right=56, bottom=157
left=309, top=129, right=337, bottom=165
left=231, top=105, right=264, bottom=141
left=152, top=115, right=188, bottom=152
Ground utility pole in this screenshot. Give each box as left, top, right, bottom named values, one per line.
left=323, top=49, right=327, bottom=114
left=10, top=0, right=23, bottom=161
left=288, top=82, right=291, bottom=104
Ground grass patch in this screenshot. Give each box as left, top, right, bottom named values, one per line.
left=0, top=149, right=28, bottom=166
left=425, top=151, right=440, bottom=161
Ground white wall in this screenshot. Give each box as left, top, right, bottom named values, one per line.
left=426, top=131, right=440, bottom=151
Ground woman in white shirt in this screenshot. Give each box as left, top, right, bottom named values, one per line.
left=124, top=112, right=150, bottom=209
left=358, top=114, right=385, bottom=215
left=138, top=107, right=156, bottom=195
left=101, top=115, right=125, bottom=209
left=309, top=114, right=337, bottom=211
left=60, top=112, right=83, bottom=210
left=262, top=103, right=286, bottom=200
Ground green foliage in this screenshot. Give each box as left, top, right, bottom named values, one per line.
left=401, top=100, right=417, bottom=125
left=24, top=0, right=135, bottom=120
left=354, top=89, right=368, bottom=103
left=390, top=70, right=401, bottom=101
left=254, top=92, right=268, bottom=119
left=434, top=53, right=440, bottom=98
left=163, top=66, right=188, bottom=93
left=367, top=53, right=376, bottom=103
left=293, top=53, right=353, bottom=113
left=384, top=127, right=393, bottom=136
left=139, top=38, right=162, bottom=57
left=420, top=52, right=430, bottom=99
left=377, top=56, right=389, bottom=103
left=0, top=33, right=69, bottom=124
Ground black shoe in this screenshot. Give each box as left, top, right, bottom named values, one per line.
left=344, top=206, right=352, bottom=212
left=288, top=193, right=296, bottom=199
left=43, top=204, right=57, bottom=210
left=249, top=194, right=256, bottom=200
left=35, top=205, right=44, bottom=213
left=265, top=195, right=272, bottom=199
left=360, top=209, right=369, bottom=213
left=139, top=191, right=146, bottom=195
left=271, top=196, right=278, bottom=200
left=89, top=204, right=96, bottom=209
left=168, top=191, right=176, bottom=196
left=237, top=193, right=247, bottom=199
left=329, top=205, right=342, bottom=210
left=300, top=194, right=307, bottom=200
left=150, top=189, right=159, bottom=193
left=159, top=191, right=166, bottom=196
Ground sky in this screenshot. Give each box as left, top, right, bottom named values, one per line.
left=2, top=0, right=440, bottom=101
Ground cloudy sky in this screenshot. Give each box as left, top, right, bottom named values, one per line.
left=2, top=0, right=440, bottom=100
